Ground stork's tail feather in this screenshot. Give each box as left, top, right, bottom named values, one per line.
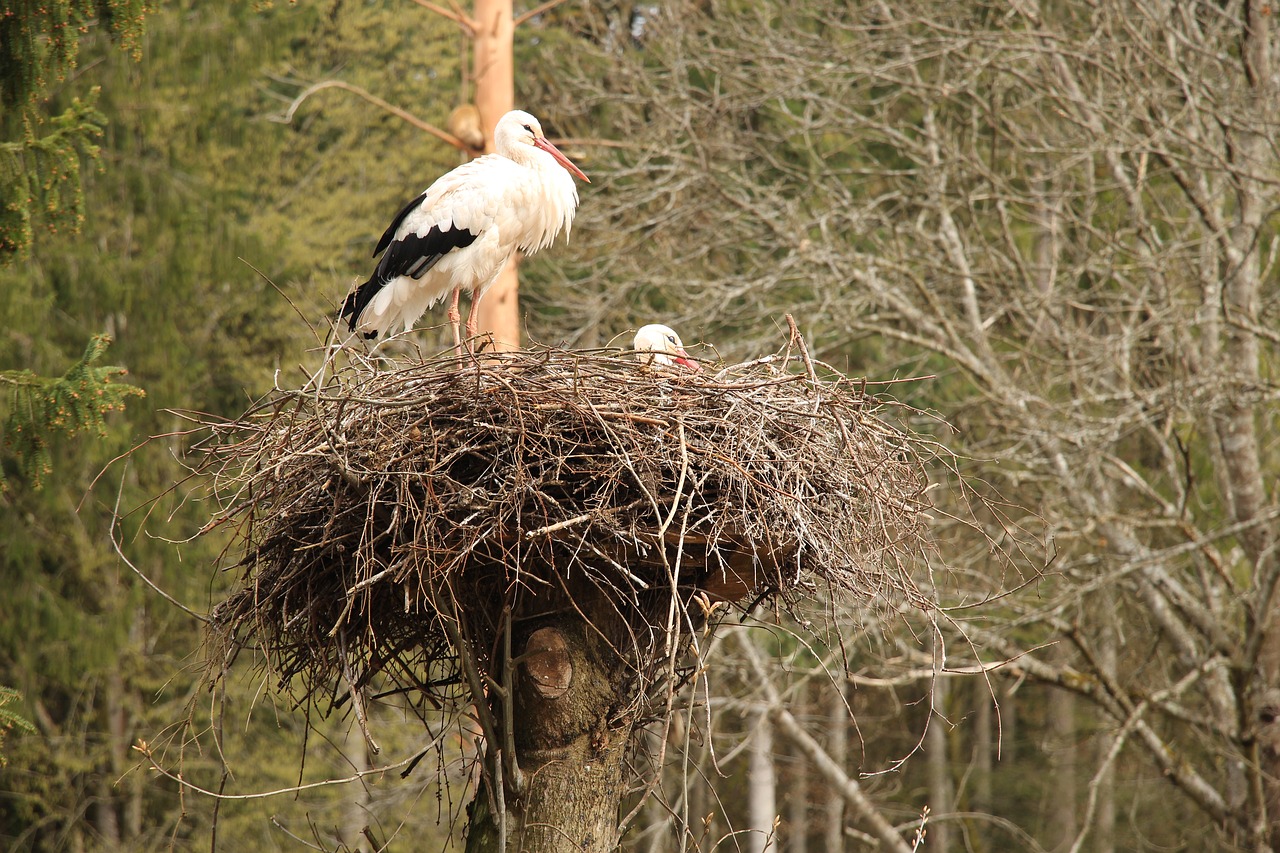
left=341, top=278, right=383, bottom=337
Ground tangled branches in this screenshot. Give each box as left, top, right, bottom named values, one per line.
left=196, top=340, right=938, bottom=731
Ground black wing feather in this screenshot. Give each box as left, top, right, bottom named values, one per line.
left=373, top=222, right=477, bottom=285
left=373, top=192, right=428, bottom=258
left=341, top=194, right=479, bottom=335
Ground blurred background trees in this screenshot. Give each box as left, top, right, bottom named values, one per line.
left=2, top=0, right=1278, bottom=850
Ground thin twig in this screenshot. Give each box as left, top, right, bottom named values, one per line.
left=271, top=80, right=467, bottom=152
left=406, top=0, right=476, bottom=34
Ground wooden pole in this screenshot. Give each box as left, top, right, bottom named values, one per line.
left=472, top=0, right=520, bottom=351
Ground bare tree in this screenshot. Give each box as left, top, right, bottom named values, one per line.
left=540, top=0, right=1280, bottom=849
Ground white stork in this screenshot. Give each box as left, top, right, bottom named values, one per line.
left=341, top=110, right=588, bottom=348
left=634, top=324, right=702, bottom=372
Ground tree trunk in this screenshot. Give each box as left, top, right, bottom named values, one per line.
left=973, top=681, right=993, bottom=849
left=824, top=681, right=846, bottom=852
left=342, top=717, right=371, bottom=852
left=788, top=714, right=810, bottom=853
left=1003, top=678, right=1018, bottom=767
left=766, top=702, right=913, bottom=853
left=96, top=668, right=125, bottom=847
left=1231, top=7, right=1280, bottom=848
left=1095, top=599, right=1117, bottom=853
left=463, top=620, right=635, bottom=852
left=471, top=0, right=520, bottom=351
left=747, top=704, right=778, bottom=853
left=925, top=673, right=952, bottom=853
left=1046, top=685, right=1078, bottom=851
left=641, top=727, right=671, bottom=853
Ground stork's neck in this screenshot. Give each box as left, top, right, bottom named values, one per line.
left=512, top=149, right=580, bottom=253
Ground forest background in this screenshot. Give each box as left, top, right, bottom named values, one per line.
left=2, top=1, right=1279, bottom=851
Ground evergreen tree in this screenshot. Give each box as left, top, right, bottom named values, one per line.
left=1, top=335, right=143, bottom=489
left=0, top=0, right=147, bottom=258
left=0, top=686, right=35, bottom=765
left=0, top=1, right=149, bottom=486
left=0, top=2, right=472, bottom=848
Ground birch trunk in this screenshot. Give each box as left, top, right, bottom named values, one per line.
left=747, top=704, right=778, bottom=853
left=824, top=682, right=846, bottom=852
left=1046, top=685, right=1077, bottom=851
left=788, top=716, right=810, bottom=853
left=925, top=675, right=952, bottom=853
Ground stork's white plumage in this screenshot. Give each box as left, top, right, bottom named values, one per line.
left=342, top=110, right=588, bottom=347
left=634, top=324, right=701, bottom=372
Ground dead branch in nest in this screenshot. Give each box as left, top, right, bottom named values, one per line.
left=192, top=339, right=940, bottom=731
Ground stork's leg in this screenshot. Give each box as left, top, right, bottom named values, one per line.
left=464, top=286, right=483, bottom=350
left=446, top=286, right=463, bottom=353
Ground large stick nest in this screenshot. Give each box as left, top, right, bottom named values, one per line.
left=198, top=341, right=937, bottom=715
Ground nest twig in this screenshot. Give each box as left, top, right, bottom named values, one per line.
left=195, top=340, right=937, bottom=726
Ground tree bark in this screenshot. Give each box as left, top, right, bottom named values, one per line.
left=641, top=727, right=671, bottom=853
left=464, top=620, right=635, bottom=852
left=1046, top=685, right=1078, bottom=851
left=96, top=667, right=126, bottom=847
left=471, top=0, right=520, bottom=350
left=746, top=704, right=778, bottom=853
left=974, top=681, right=993, bottom=849
left=342, top=716, right=371, bottom=852
left=925, top=673, right=952, bottom=853
left=824, top=681, right=847, bottom=852
left=1094, top=600, right=1117, bottom=853
left=788, top=712, right=810, bottom=853
left=1232, top=7, right=1280, bottom=847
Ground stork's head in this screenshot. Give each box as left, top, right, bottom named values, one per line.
left=495, top=110, right=590, bottom=183
left=634, top=324, right=702, bottom=372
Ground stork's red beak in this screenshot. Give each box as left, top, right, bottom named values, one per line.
left=673, top=349, right=702, bottom=373
left=535, top=137, right=590, bottom=183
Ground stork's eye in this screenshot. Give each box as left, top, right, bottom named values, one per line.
left=667, top=335, right=677, bottom=344
left=522, top=124, right=534, bottom=133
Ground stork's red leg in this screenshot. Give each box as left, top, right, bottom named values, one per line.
left=464, top=287, right=482, bottom=351
left=446, top=286, right=463, bottom=352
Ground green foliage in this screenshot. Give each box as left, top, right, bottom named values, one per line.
left=0, top=334, right=143, bottom=489
left=0, top=0, right=146, bottom=109
left=0, top=686, right=36, bottom=767
left=0, top=1, right=476, bottom=848
left=0, top=0, right=148, bottom=261
left=0, top=92, right=107, bottom=256
left=0, top=0, right=150, bottom=507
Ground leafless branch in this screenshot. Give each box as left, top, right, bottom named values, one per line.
left=270, top=80, right=468, bottom=151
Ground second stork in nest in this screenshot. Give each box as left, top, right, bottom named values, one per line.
left=634, top=324, right=702, bottom=372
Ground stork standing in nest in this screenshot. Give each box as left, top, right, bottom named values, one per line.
left=341, top=110, right=589, bottom=350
